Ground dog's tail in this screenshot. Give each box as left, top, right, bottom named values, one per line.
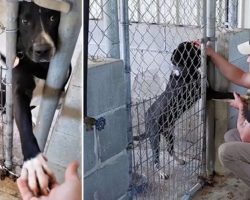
left=133, top=133, right=147, bottom=141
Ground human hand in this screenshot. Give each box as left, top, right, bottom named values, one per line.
left=229, top=92, right=245, bottom=110
left=205, top=45, right=216, bottom=57
left=17, top=161, right=81, bottom=200
left=21, top=153, right=55, bottom=196
left=192, top=40, right=215, bottom=57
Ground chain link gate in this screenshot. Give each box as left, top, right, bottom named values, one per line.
left=88, top=0, right=240, bottom=199
left=128, top=1, right=207, bottom=199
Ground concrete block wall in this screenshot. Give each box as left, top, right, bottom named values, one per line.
left=44, top=53, right=83, bottom=182
left=84, top=59, right=130, bottom=200
left=214, top=30, right=250, bottom=174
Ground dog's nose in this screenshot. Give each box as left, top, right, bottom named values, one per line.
left=33, top=43, right=51, bottom=57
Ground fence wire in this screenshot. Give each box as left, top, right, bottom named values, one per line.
left=88, top=0, right=240, bottom=199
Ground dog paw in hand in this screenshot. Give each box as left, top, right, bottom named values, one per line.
left=20, top=153, right=56, bottom=196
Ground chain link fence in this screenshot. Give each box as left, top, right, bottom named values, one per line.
left=88, top=0, right=240, bottom=199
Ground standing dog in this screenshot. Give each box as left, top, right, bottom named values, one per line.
left=134, top=42, right=234, bottom=179
left=12, top=2, right=66, bottom=195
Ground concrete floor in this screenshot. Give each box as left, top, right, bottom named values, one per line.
left=193, top=173, right=250, bottom=200
left=0, top=178, right=20, bottom=200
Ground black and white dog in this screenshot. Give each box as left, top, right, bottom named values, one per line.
left=7, top=2, right=67, bottom=195
left=134, top=42, right=234, bottom=179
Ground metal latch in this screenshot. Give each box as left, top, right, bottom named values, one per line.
left=84, top=116, right=106, bottom=131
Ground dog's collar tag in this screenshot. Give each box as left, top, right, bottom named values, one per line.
left=173, top=69, right=180, bottom=76
left=13, top=57, right=20, bottom=68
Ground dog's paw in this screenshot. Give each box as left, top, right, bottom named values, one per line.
left=21, top=153, right=56, bottom=196
left=159, top=171, right=169, bottom=180
left=154, top=164, right=169, bottom=180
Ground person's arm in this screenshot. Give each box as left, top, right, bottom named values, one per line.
left=206, top=46, right=250, bottom=88
left=230, top=92, right=250, bottom=142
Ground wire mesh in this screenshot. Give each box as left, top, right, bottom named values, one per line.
left=88, top=0, right=240, bottom=199
left=128, top=1, right=206, bottom=197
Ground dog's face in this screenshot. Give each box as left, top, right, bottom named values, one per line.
left=18, top=2, right=60, bottom=63
left=171, top=42, right=201, bottom=76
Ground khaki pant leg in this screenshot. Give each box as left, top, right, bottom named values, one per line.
left=218, top=141, right=250, bottom=187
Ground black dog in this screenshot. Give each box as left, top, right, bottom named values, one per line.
left=134, top=42, right=234, bottom=179
left=10, top=2, right=66, bottom=194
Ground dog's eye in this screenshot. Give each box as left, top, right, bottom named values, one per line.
left=21, top=19, right=29, bottom=25
left=50, top=16, right=55, bottom=22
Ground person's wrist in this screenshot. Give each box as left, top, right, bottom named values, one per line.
left=239, top=103, right=246, bottom=111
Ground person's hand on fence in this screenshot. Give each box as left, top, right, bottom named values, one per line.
left=192, top=40, right=216, bottom=57
left=205, top=45, right=216, bottom=57
left=17, top=161, right=81, bottom=200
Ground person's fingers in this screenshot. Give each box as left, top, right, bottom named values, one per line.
left=36, top=166, right=49, bottom=196
left=192, top=40, right=200, bottom=48
left=233, top=92, right=240, bottom=99
left=65, top=161, right=79, bottom=181
left=17, top=178, right=34, bottom=200
left=28, top=167, right=38, bottom=196
left=21, top=167, right=28, bottom=180
left=38, top=153, right=58, bottom=189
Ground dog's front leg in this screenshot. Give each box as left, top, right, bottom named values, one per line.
left=13, top=71, right=54, bottom=196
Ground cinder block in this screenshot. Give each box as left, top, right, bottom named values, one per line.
left=47, top=162, right=82, bottom=184
left=84, top=151, right=130, bottom=200
left=87, top=59, right=126, bottom=116
left=84, top=128, right=97, bottom=173
left=46, top=130, right=81, bottom=167
left=98, top=107, right=127, bottom=162
left=71, top=53, right=82, bottom=88
left=47, top=162, right=66, bottom=183
left=228, top=30, right=250, bottom=62
left=55, top=85, right=82, bottom=138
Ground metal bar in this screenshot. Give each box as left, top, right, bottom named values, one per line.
left=103, top=0, right=120, bottom=59
left=120, top=0, right=132, bottom=198
left=35, top=0, right=82, bottom=151
left=4, top=0, right=18, bottom=169
left=200, top=0, right=208, bottom=180
left=17, top=0, right=71, bottom=13
left=181, top=182, right=203, bottom=200
left=238, top=0, right=244, bottom=28
left=228, top=0, right=238, bottom=27
left=206, top=0, right=216, bottom=177
left=84, top=0, right=89, bottom=119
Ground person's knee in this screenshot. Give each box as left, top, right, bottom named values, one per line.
left=218, top=143, right=233, bottom=166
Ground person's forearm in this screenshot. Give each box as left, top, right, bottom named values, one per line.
left=237, top=104, right=250, bottom=142
left=209, top=51, right=246, bottom=86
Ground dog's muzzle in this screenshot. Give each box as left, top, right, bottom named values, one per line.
left=29, top=32, right=56, bottom=63
left=30, top=42, right=55, bottom=63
